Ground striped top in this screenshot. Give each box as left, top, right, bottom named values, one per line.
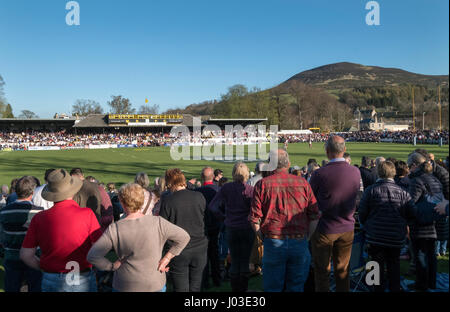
left=0, top=200, right=44, bottom=261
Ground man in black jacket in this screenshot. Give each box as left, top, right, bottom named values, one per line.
left=414, top=149, right=449, bottom=257
left=408, top=152, right=444, bottom=291
left=414, top=149, right=449, bottom=200
left=360, top=156, right=377, bottom=190
left=195, top=167, right=222, bottom=288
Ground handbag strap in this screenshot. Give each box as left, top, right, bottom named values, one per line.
left=115, top=222, right=121, bottom=260
left=142, top=191, right=152, bottom=215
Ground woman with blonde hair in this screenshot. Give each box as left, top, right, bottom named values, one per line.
left=209, top=161, right=255, bottom=292
left=159, top=169, right=208, bottom=292
left=87, top=183, right=190, bottom=292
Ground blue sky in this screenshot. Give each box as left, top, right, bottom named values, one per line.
left=0, top=0, right=448, bottom=118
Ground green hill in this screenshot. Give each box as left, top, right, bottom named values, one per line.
left=166, top=62, right=449, bottom=130
left=284, top=62, right=448, bottom=89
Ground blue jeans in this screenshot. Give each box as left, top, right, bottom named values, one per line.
left=262, top=237, right=311, bottom=292
left=41, top=270, right=97, bottom=292
left=436, top=240, right=447, bottom=254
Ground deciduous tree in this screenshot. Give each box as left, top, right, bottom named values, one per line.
left=72, top=99, right=104, bottom=116
left=138, top=104, right=159, bottom=114
left=19, top=110, right=38, bottom=119
left=107, top=96, right=135, bottom=114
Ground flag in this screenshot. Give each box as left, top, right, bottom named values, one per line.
left=145, top=98, right=149, bottom=103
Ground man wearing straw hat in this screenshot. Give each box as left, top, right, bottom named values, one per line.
left=20, top=169, right=102, bottom=292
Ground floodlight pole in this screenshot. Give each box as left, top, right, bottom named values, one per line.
left=412, top=86, right=415, bottom=131
left=358, top=110, right=361, bottom=131
left=438, top=86, right=442, bottom=131
left=422, top=112, right=426, bottom=131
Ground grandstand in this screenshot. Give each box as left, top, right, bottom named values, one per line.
left=0, top=114, right=267, bottom=133
left=0, top=117, right=77, bottom=132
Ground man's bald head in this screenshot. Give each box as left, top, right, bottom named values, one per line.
left=201, top=167, right=214, bottom=182
left=325, top=135, right=346, bottom=160
left=277, top=149, right=290, bottom=169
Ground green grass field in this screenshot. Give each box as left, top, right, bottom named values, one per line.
left=0, top=142, right=448, bottom=186
left=0, top=142, right=448, bottom=292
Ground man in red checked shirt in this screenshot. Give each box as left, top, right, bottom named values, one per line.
left=20, top=169, right=102, bottom=292
left=249, top=149, right=320, bottom=292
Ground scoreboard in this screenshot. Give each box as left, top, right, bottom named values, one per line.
left=107, top=114, right=183, bottom=126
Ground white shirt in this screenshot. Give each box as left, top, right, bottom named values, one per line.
left=32, top=184, right=54, bottom=210
left=247, top=174, right=263, bottom=187
left=329, top=158, right=346, bottom=163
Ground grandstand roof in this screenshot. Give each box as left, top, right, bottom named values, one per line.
left=0, top=117, right=76, bottom=131
left=0, top=117, right=77, bottom=122
left=73, top=114, right=108, bottom=128
left=180, top=114, right=200, bottom=128
left=0, top=115, right=268, bottom=130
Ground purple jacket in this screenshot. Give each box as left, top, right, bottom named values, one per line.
left=209, top=181, right=254, bottom=229
left=309, top=161, right=361, bottom=234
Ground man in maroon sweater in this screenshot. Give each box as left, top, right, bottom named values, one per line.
left=309, top=135, right=361, bottom=292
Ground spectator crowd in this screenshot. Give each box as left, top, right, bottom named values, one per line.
left=1, top=129, right=448, bottom=151
left=0, top=135, right=449, bottom=293
left=338, top=130, right=449, bottom=145
left=0, top=131, right=167, bottom=150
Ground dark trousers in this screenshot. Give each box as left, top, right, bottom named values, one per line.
left=170, top=244, right=208, bottom=292
left=367, top=244, right=401, bottom=292
left=226, top=227, right=255, bottom=292
left=411, top=238, right=437, bottom=291
left=4, top=259, right=42, bottom=292
left=202, top=231, right=221, bottom=288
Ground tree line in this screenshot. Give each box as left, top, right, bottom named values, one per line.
left=71, top=97, right=160, bottom=116
left=338, top=85, right=449, bottom=112
left=165, top=81, right=449, bottom=131
left=166, top=82, right=354, bottom=131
